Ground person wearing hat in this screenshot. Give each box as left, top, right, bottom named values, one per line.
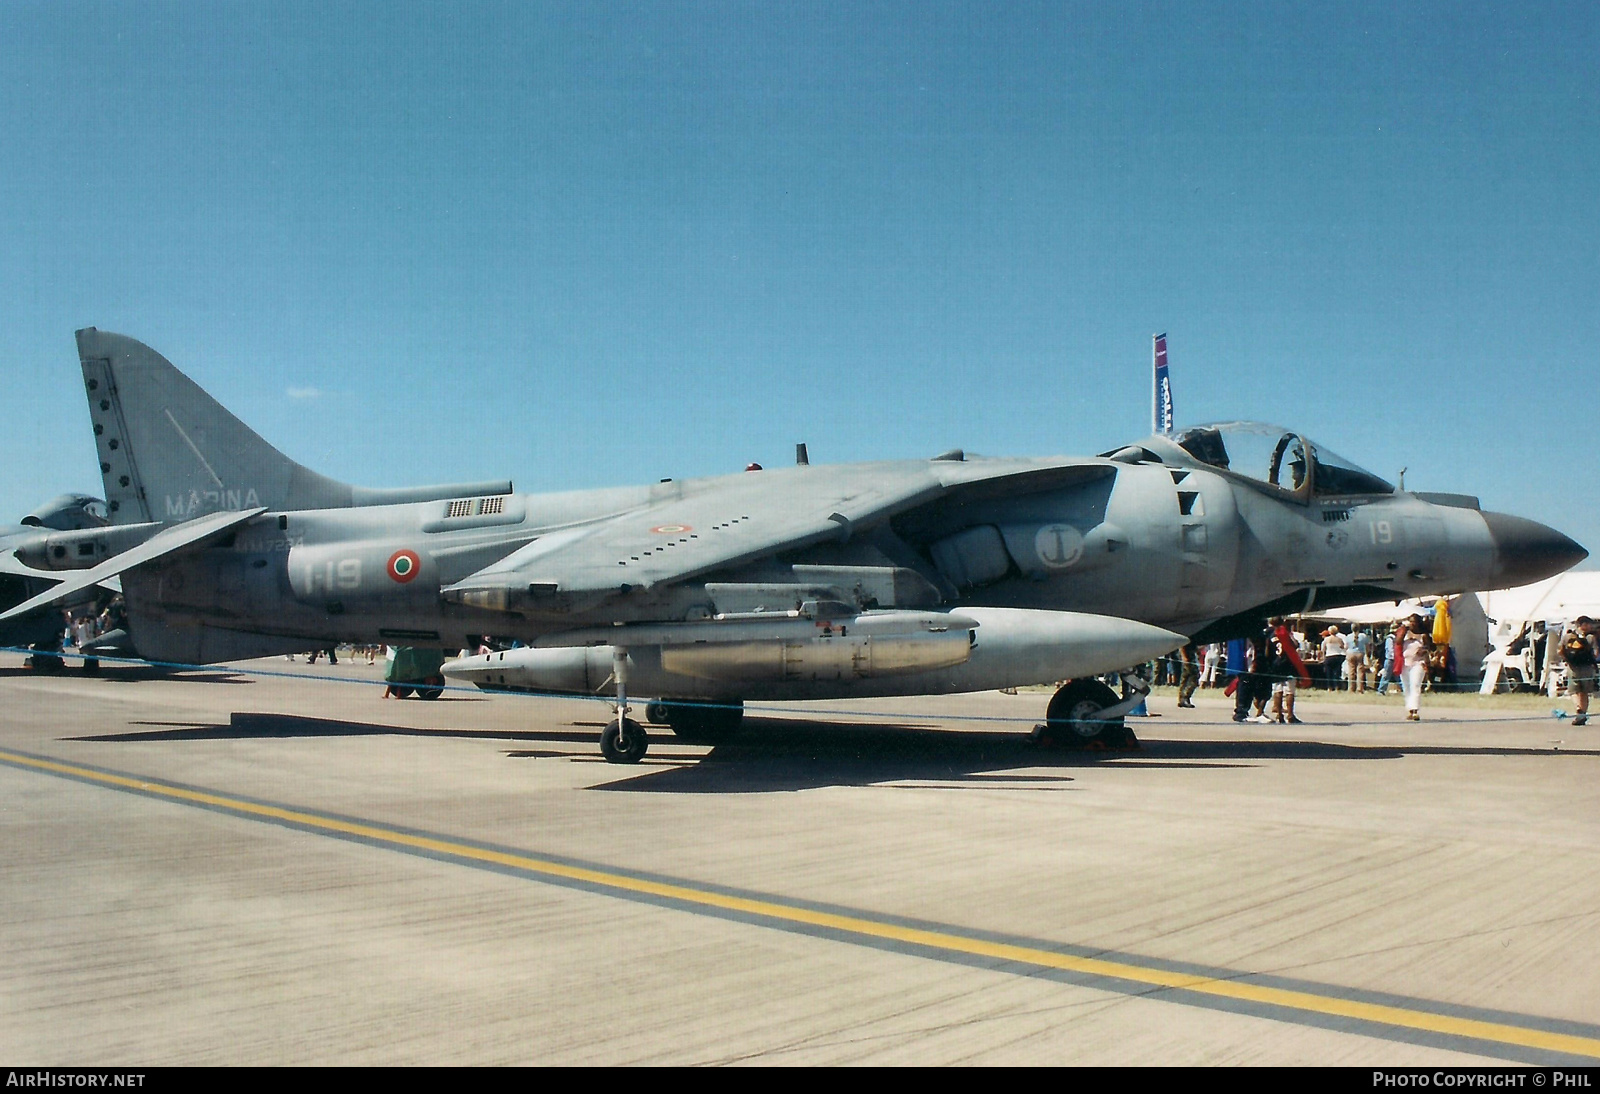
left=1560, top=616, right=1598, bottom=726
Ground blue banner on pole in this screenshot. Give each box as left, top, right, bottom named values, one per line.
left=1153, top=333, right=1173, bottom=435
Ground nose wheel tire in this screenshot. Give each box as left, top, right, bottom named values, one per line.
left=600, top=717, right=648, bottom=764
left=1039, top=679, right=1135, bottom=750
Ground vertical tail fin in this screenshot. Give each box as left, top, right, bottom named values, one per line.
left=79, top=328, right=359, bottom=524
left=77, top=329, right=513, bottom=524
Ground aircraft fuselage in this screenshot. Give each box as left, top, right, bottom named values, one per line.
left=111, top=452, right=1558, bottom=665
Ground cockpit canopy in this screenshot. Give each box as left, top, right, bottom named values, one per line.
left=1170, top=422, right=1394, bottom=498
left=19, top=493, right=110, bottom=531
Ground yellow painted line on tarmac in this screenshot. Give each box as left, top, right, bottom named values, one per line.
left=6, top=745, right=1599, bottom=1061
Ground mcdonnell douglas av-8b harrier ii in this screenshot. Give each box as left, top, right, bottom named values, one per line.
left=2, top=330, right=1584, bottom=762
left=0, top=492, right=127, bottom=668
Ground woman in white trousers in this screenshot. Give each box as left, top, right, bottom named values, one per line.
left=1397, top=616, right=1430, bottom=721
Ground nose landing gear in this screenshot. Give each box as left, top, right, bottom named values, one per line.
left=599, top=646, right=649, bottom=764
left=1033, top=676, right=1142, bottom=750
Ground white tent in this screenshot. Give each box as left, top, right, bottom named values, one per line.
left=1479, top=572, right=1600, bottom=626
left=1476, top=571, right=1600, bottom=694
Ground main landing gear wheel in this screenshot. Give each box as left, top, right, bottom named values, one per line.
left=414, top=676, right=444, bottom=700
left=1038, top=679, right=1136, bottom=750
left=653, top=699, right=745, bottom=744
left=600, top=716, right=648, bottom=764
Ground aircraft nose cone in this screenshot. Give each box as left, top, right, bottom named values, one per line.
left=1482, top=511, right=1588, bottom=587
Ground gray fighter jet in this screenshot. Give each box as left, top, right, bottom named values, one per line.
left=3, top=330, right=1585, bottom=761
left=0, top=493, right=123, bottom=668
left=0, top=494, right=112, bottom=668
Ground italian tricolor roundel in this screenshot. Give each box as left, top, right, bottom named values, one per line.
left=387, top=549, right=421, bottom=583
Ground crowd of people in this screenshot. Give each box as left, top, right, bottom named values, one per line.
left=58, top=598, right=124, bottom=664
left=1145, top=613, right=1598, bottom=726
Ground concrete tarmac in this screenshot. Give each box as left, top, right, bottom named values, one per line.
left=2, top=655, right=1598, bottom=1066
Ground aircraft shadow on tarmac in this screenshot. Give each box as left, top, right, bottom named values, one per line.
left=576, top=718, right=1079, bottom=793
left=63, top=712, right=1598, bottom=794
left=71, top=712, right=599, bottom=745
left=0, top=665, right=252, bottom=684
left=586, top=720, right=1600, bottom=793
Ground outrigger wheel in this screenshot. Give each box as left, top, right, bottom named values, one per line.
left=600, top=716, right=648, bottom=764
left=1039, top=678, right=1137, bottom=750
left=27, top=645, right=65, bottom=674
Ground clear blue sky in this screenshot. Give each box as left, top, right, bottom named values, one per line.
left=2, top=2, right=1596, bottom=564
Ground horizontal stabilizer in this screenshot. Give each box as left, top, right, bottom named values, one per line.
left=0, top=508, right=263, bottom=622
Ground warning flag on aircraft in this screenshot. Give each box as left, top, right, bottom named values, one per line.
left=1153, top=333, right=1174, bottom=435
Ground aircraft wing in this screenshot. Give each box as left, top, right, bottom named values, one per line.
left=445, top=460, right=1113, bottom=609
left=0, top=508, right=264, bottom=622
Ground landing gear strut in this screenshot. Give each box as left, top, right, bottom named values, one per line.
left=600, top=646, right=648, bottom=764
left=1034, top=677, right=1141, bottom=750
